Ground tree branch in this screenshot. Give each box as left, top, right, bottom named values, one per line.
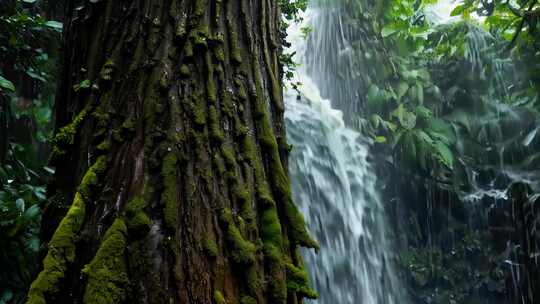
left=508, top=0, right=538, bottom=49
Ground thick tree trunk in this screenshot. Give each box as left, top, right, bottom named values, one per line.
left=28, top=1, right=317, bottom=303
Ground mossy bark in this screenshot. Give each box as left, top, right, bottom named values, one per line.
left=30, top=1, right=316, bottom=303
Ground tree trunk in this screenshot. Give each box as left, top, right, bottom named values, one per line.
left=28, top=1, right=317, bottom=303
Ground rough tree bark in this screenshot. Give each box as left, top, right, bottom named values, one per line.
left=27, top=1, right=317, bottom=303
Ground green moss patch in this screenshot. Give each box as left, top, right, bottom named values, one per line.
left=214, top=290, right=226, bottom=304
left=124, top=197, right=150, bottom=237
left=161, top=152, right=179, bottom=230
left=239, top=295, right=257, bottom=304
left=285, top=263, right=318, bottom=299
left=49, top=106, right=91, bottom=161
left=27, top=156, right=107, bottom=304
left=204, top=237, right=219, bottom=258
left=82, top=219, right=130, bottom=304
left=219, top=208, right=256, bottom=265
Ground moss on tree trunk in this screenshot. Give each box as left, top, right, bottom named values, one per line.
left=28, top=1, right=316, bottom=303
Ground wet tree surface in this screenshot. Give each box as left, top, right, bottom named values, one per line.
left=27, top=1, right=317, bottom=303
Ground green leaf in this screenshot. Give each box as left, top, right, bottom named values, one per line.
left=392, top=104, right=405, bottom=122
left=73, top=79, right=91, bottom=92
left=402, top=69, right=419, bottom=81
left=392, top=130, right=405, bottom=149
left=45, top=20, right=63, bottom=31
left=26, top=68, right=47, bottom=82
left=415, top=83, right=424, bottom=105
left=416, top=130, right=434, bottom=145
left=428, top=118, right=456, bottom=145
left=415, top=105, right=432, bottom=124
left=392, top=104, right=416, bottom=129
left=381, top=25, right=399, bottom=38
left=32, top=186, right=46, bottom=201
left=434, top=142, right=454, bottom=169
left=0, top=75, right=15, bottom=92
left=375, top=136, right=387, bottom=143
left=24, top=205, right=40, bottom=219
left=396, top=81, right=410, bottom=100
left=27, top=236, right=40, bottom=252
left=44, top=166, right=56, bottom=175
left=401, top=131, right=417, bottom=163
left=0, top=289, right=14, bottom=304
left=370, top=114, right=382, bottom=129
left=366, top=84, right=390, bottom=112
left=15, top=198, right=25, bottom=212
left=401, top=111, right=416, bottom=130
left=384, top=121, right=398, bottom=132
left=367, top=84, right=380, bottom=103
left=450, top=4, right=466, bottom=17
left=415, top=131, right=432, bottom=170
left=448, top=110, right=471, bottom=133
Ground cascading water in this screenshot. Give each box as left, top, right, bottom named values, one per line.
left=420, top=7, right=540, bottom=302
left=425, top=3, right=540, bottom=203
left=284, top=7, right=408, bottom=304
left=457, top=25, right=540, bottom=202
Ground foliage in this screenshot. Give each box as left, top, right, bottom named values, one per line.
left=279, top=0, right=310, bottom=89
left=355, top=0, right=462, bottom=173
left=353, top=0, right=539, bottom=187
left=450, top=0, right=540, bottom=90
left=280, top=0, right=308, bottom=21
left=0, top=1, right=61, bottom=302
left=1, top=0, right=60, bottom=161
left=330, top=0, right=540, bottom=302
left=401, top=233, right=505, bottom=304
left=451, top=0, right=540, bottom=42
left=0, top=0, right=62, bottom=93
left=0, top=143, right=52, bottom=304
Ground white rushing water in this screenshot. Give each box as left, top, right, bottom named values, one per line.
left=284, top=8, right=408, bottom=304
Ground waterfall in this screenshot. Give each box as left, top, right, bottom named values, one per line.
left=284, top=8, right=408, bottom=304
left=456, top=25, right=540, bottom=202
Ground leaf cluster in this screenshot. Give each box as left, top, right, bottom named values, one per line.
left=0, top=143, right=52, bottom=304
left=0, top=1, right=61, bottom=302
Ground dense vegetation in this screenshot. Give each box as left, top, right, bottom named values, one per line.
left=1, top=0, right=540, bottom=303
left=0, top=1, right=61, bottom=302
left=376, top=3, right=540, bottom=302
left=315, top=0, right=540, bottom=303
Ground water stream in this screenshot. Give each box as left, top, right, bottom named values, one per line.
left=284, top=8, right=408, bottom=304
